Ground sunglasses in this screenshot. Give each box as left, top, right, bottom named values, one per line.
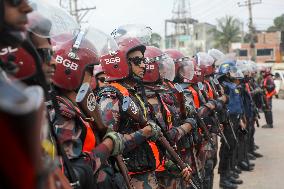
left=6, top=0, right=27, bottom=6
left=37, top=48, right=54, bottom=64
left=97, top=77, right=106, bottom=83
left=128, top=56, right=147, bottom=66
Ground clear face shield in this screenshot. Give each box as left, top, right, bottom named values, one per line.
left=208, top=49, right=225, bottom=62
left=84, top=27, right=119, bottom=57
left=63, top=27, right=119, bottom=62
left=197, top=52, right=215, bottom=76
left=197, top=52, right=215, bottom=67
left=236, top=60, right=254, bottom=77
left=27, top=0, right=80, bottom=43
left=229, top=66, right=244, bottom=80
left=158, top=54, right=175, bottom=81
left=178, top=58, right=195, bottom=81
left=217, top=53, right=237, bottom=66
left=111, top=24, right=152, bottom=45
left=145, top=54, right=175, bottom=81
left=247, top=61, right=257, bottom=77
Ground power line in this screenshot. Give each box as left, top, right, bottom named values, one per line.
left=192, top=0, right=236, bottom=20
left=193, top=0, right=240, bottom=22
left=191, top=0, right=225, bottom=17
left=59, top=0, right=96, bottom=24
left=238, top=0, right=262, bottom=61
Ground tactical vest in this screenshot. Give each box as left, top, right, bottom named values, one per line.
left=107, top=82, right=159, bottom=174
left=241, top=83, right=254, bottom=118
left=223, top=81, right=243, bottom=115
left=56, top=96, right=96, bottom=153
left=188, top=86, right=200, bottom=108
left=264, top=77, right=276, bottom=98
left=163, top=82, right=192, bottom=150
left=163, top=81, right=184, bottom=118
left=158, top=94, right=173, bottom=130
left=204, top=81, right=214, bottom=100
left=245, top=83, right=251, bottom=94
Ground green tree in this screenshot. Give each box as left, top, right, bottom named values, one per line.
left=267, top=14, right=284, bottom=32
left=211, top=16, right=241, bottom=53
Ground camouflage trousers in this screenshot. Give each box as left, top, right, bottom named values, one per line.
left=130, top=171, right=160, bottom=189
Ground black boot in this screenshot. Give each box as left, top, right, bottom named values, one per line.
left=262, top=124, right=273, bottom=128
left=238, top=161, right=253, bottom=171
left=251, top=151, right=263, bottom=158
left=264, top=109, right=273, bottom=128
left=227, top=176, right=243, bottom=185
left=233, top=166, right=242, bottom=174
left=247, top=153, right=256, bottom=160
left=219, top=176, right=238, bottom=189
left=229, top=170, right=239, bottom=179
left=248, top=161, right=255, bottom=167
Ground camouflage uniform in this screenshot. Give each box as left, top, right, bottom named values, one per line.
left=181, top=82, right=225, bottom=189
left=54, top=96, right=126, bottom=189
left=145, top=86, right=187, bottom=189
left=98, top=82, right=160, bottom=189
left=261, top=75, right=276, bottom=127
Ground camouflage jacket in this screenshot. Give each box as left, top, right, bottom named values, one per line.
left=53, top=96, right=112, bottom=174
left=146, top=91, right=186, bottom=144
left=97, top=83, right=149, bottom=153
left=97, top=82, right=158, bottom=173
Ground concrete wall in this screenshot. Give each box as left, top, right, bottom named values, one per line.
left=232, top=31, right=283, bottom=63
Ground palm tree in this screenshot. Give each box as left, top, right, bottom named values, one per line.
left=211, top=16, right=242, bottom=53
left=267, top=14, right=284, bottom=32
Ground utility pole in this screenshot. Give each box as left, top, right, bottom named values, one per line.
left=241, top=21, right=245, bottom=43
left=238, top=0, right=262, bottom=61
left=59, top=0, right=96, bottom=25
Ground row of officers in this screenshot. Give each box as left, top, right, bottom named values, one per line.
left=0, top=1, right=275, bottom=189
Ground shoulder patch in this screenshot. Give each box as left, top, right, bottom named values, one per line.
left=97, top=87, right=119, bottom=99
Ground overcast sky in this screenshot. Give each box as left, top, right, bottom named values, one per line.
left=52, top=0, right=284, bottom=37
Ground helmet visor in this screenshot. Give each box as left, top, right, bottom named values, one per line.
left=147, top=54, right=175, bottom=81
left=197, top=52, right=215, bottom=67
left=27, top=0, right=79, bottom=43
left=56, top=27, right=119, bottom=62
left=208, top=49, right=225, bottom=62
left=178, top=58, right=195, bottom=81
left=84, top=27, right=119, bottom=57
left=229, top=66, right=244, bottom=79
left=111, top=24, right=152, bottom=45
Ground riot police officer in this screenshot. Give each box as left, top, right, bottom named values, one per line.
left=260, top=67, right=276, bottom=128
left=98, top=25, right=192, bottom=189
left=217, top=61, right=245, bottom=189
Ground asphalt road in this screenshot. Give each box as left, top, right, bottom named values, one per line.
left=213, top=98, right=284, bottom=189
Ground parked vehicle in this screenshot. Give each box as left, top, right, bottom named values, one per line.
left=272, top=70, right=284, bottom=98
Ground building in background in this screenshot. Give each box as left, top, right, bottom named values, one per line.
left=232, top=31, right=284, bottom=63
left=165, top=21, right=216, bottom=56
left=165, top=0, right=197, bottom=56
left=191, top=22, right=216, bottom=54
